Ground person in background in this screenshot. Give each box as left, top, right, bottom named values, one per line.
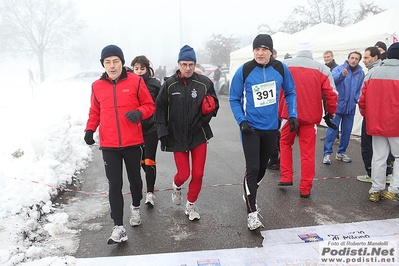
left=321, top=50, right=339, bottom=142
left=323, top=50, right=339, bottom=71
left=375, top=41, right=387, bottom=60
left=357, top=47, right=381, bottom=183
left=357, top=46, right=393, bottom=184
left=267, top=129, right=281, bottom=170
left=155, top=45, right=219, bottom=221
left=284, top=53, right=292, bottom=59
left=358, top=42, right=399, bottom=203
left=160, top=65, right=167, bottom=84
left=375, top=40, right=395, bottom=174
left=213, top=65, right=222, bottom=95
left=155, top=65, right=163, bottom=81
left=131, top=56, right=161, bottom=206
left=322, top=51, right=364, bottom=165
left=267, top=48, right=282, bottom=170
left=229, top=34, right=298, bottom=230
left=84, top=45, right=155, bottom=244
left=28, top=69, right=36, bottom=85
left=279, top=41, right=337, bottom=198
left=272, top=48, right=277, bottom=59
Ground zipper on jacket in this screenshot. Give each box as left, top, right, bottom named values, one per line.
left=112, top=80, right=123, bottom=147
left=263, top=64, right=267, bottom=83
left=184, top=82, right=189, bottom=151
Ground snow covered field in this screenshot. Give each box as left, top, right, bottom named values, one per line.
left=0, top=77, right=100, bottom=265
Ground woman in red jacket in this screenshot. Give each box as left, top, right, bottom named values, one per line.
left=84, top=45, right=155, bottom=245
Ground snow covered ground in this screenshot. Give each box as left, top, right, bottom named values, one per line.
left=0, top=76, right=100, bottom=265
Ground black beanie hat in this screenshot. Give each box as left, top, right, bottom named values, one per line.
left=253, top=34, right=273, bottom=52
left=387, top=42, right=399, bottom=60
left=375, top=41, right=387, bottom=52
left=100, top=45, right=125, bottom=67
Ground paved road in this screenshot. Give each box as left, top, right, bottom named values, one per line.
left=70, top=95, right=398, bottom=259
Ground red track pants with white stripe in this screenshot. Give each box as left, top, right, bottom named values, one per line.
left=173, top=142, right=207, bottom=203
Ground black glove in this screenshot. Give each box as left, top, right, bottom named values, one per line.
left=84, top=130, right=95, bottom=145
left=323, top=113, right=338, bottom=130
left=159, top=135, right=170, bottom=147
left=289, top=117, right=298, bottom=132
left=125, top=110, right=143, bottom=123
left=240, top=121, right=254, bottom=133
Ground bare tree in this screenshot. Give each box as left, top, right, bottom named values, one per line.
left=257, top=24, right=275, bottom=35
left=70, top=28, right=104, bottom=70
left=269, top=0, right=384, bottom=34
left=0, top=0, right=85, bottom=82
left=353, top=1, right=385, bottom=23
left=203, top=34, right=241, bottom=66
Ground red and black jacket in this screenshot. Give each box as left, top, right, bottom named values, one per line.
left=85, top=68, right=155, bottom=149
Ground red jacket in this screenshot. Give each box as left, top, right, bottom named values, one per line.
left=279, top=51, right=337, bottom=124
left=85, top=69, right=155, bottom=148
left=358, top=59, right=399, bottom=137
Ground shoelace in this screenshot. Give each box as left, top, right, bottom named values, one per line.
left=146, top=193, right=155, bottom=201
left=113, top=227, right=125, bottom=237
left=187, top=204, right=199, bottom=213
left=132, top=210, right=141, bottom=219
left=257, top=209, right=263, bottom=219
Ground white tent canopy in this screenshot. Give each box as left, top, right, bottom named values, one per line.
left=312, top=7, right=399, bottom=65
left=282, top=23, right=344, bottom=62
left=230, top=7, right=399, bottom=73
left=228, top=7, right=399, bottom=135
left=229, top=23, right=343, bottom=77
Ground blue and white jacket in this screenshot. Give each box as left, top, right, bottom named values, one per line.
left=229, top=58, right=297, bottom=130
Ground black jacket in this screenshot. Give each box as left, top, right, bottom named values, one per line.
left=142, top=77, right=161, bottom=135
left=213, top=68, right=221, bottom=81
left=155, top=71, right=219, bottom=152
left=325, top=59, right=338, bottom=71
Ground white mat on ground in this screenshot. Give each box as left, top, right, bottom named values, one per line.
left=75, top=218, right=399, bottom=266
left=260, top=218, right=399, bottom=265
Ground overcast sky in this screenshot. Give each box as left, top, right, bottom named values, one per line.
left=2, top=0, right=396, bottom=79
left=71, top=0, right=398, bottom=70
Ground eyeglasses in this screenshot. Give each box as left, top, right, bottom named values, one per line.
left=179, top=63, right=195, bottom=69
left=104, top=59, right=121, bottom=65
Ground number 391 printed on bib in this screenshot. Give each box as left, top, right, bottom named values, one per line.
left=252, top=80, right=276, bottom=108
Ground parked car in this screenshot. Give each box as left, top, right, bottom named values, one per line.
left=197, top=63, right=217, bottom=77
left=195, top=67, right=204, bottom=75
left=208, top=69, right=230, bottom=95
left=66, top=69, right=104, bottom=83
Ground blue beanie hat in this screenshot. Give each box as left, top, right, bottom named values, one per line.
left=100, top=45, right=125, bottom=67
left=387, top=42, right=399, bottom=60
left=178, top=45, right=196, bottom=63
